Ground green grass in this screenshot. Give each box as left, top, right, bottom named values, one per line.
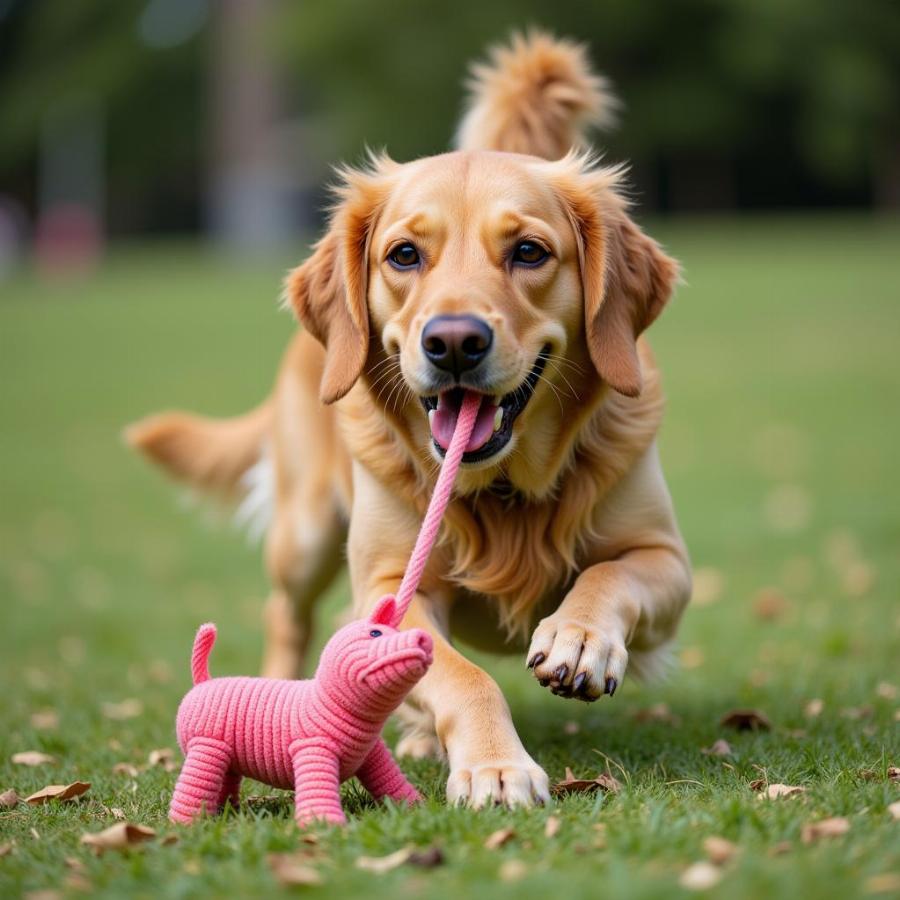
left=1, top=217, right=899, bottom=899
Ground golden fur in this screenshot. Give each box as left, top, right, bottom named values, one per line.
left=128, top=32, right=691, bottom=808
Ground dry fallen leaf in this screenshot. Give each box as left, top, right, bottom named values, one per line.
left=804, top=698, right=824, bottom=718
left=498, top=859, right=528, bottom=882
left=841, top=561, right=874, bottom=597
left=407, top=846, right=444, bottom=868
left=108, top=807, right=126, bottom=820
left=112, top=763, right=139, bottom=778
left=720, top=709, right=772, bottom=731
left=692, top=567, right=724, bottom=606
left=876, top=682, right=898, bottom=700
left=841, top=705, right=873, bottom=720
left=563, top=721, right=580, bottom=735
left=888, top=767, right=899, bottom=782
left=25, top=782, right=90, bottom=805
left=148, top=748, right=177, bottom=771
left=30, top=710, right=59, bottom=731
left=865, top=873, right=900, bottom=895
left=703, top=836, right=739, bottom=865
left=12, top=751, right=57, bottom=767
left=553, top=767, right=622, bottom=796
left=355, top=846, right=413, bottom=873
left=633, top=703, right=681, bottom=726
left=0, top=789, right=19, bottom=808
left=701, top=739, right=733, bottom=757
left=801, top=817, right=850, bottom=844
left=680, top=646, right=705, bottom=669
left=80, top=822, right=156, bottom=855
left=768, top=841, right=792, bottom=857
left=544, top=815, right=561, bottom=838
left=268, top=853, right=324, bottom=886
left=753, top=588, right=789, bottom=621
left=754, top=783, right=806, bottom=800
left=484, top=828, right=516, bottom=850
left=680, top=861, right=722, bottom=891
left=101, top=699, right=143, bottom=721
left=0, top=843, right=12, bottom=857
left=887, top=801, right=900, bottom=821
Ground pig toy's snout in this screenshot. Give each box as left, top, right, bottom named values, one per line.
left=413, top=629, right=433, bottom=663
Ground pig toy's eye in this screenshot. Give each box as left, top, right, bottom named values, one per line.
left=369, top=629, right=383, bottom=638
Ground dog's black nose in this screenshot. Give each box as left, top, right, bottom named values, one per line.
left=421, top=315, right=493, bottom=378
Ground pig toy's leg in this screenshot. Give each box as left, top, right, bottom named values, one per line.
left=169, top=737, right=232, bottom=823
left=356, top=739, right=422, bottom=805
left=289, top=739, right=347, bottom=827
left=217, top=771, right=242, bottom=811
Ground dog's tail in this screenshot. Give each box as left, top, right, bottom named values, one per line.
left=124, top=400, right=271, bottom=498
left=456, top=30, right=617, bottom=160
left=191, top=623, right=217, bottom=685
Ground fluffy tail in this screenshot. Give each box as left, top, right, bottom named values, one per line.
left=191, top=623, right=217, bottom=685
left=124, top=400, right=271, bottom=497
left=456, top=30, right=617, bottom=160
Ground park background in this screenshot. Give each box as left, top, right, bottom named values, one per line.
left=1, top=2, right=898, bottom=898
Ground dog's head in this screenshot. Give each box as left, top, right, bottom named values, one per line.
left=286, top=149, right=678, bottom=484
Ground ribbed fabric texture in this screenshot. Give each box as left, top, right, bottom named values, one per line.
left=169, top=392, right=479, bottom=827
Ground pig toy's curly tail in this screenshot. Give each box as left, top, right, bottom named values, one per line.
left=190, top=623, right=217, bottom=685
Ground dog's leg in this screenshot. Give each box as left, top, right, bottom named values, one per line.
left=261, top=498, right=344, bottom=679
left=527, top=445, right=692, bottom=699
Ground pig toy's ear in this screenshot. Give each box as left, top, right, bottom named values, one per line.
left=370, top=595, right=401, bottom=628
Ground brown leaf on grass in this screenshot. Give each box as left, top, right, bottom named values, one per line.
left=0, top=789, right=19, bottom=808
left=563, top=721, right=580, bottom=735
left=544, top=815, right=561, bottom=838
left=865, top=873, right=900, bottom=895
left=753, top=588, right=789, bottom=621
left=498, top=859, right=528, bottom=882
left=112, top=763, right=139, bottom=778
left=703, top=836, right=739, bottom=866
left=25, top=782, right=91, bottom=805
left=876, top=682, right=898, bottom=700
left=888, top=766, right=899, bottom=782
left=484, top=828, right=516, bottom=850
left=161, top=834, right=179, bottom=846
left=12, top=751, right=57, bottom=767
left=768, top=841, right=792, bottom=856
left=0, top=843, right=13, bottom=857
left=888, top=801, right=900, bottom=821
left=268, top=853, right=324, bottom=886
left=841, top=705, right=873, bottom=720
left=841, top=561, right=874, bottom=597
left=407, top=846, right=444, bottom=868
left=553, top=767, right=622, bottom=796
left=30, top=710, right=59, bottom=731
left=148, top=748, right=177, bottom=771
left=680, top=861, right=722, bottom=891
left=801, top=817, right=850, bottom=844
left=355, top=846, right=413, bottom=873
left=720, top=709, right=772, bottom=731
left=752, top=782, right=806, bottom=800
left=680, top=646, right=705, bottom=669
left=633, top=703, right=681, bottom=726
left=804, top=698, right=824, bottom=718
left=692, top=567, right=724, bottom=606
left=701, top=739, right=733, bottom=757
left=101, top=699, right=143, bottom=721
left=108, top=807, right=126, bottom=821
left=80, top=822, right=156, bottom=855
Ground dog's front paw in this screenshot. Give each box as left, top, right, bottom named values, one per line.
left=526, top=615, right=628, bottom=701
left=446, top=757, right=550, bottom=809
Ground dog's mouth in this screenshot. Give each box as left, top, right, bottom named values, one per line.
left=419, top=347, right=549, bottom=463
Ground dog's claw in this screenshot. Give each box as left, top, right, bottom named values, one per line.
left=527, top=652, right=545, bottom=669
left=553, top=664, right=568, bottom=685
left=573, top=672, right=587, bottom=693
left=604, top=677, right=618, bottom=697
left=539, top=677, right=551, bottom=687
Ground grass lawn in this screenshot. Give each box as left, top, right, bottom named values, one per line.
left=1, top=216, right=898, bottom=899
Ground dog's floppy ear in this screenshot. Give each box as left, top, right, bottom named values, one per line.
left=556, top=160, right=680, bottom=397
left=284, top=162, right=392, bottom=404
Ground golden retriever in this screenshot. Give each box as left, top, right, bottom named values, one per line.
left=128, top=32, right=691, bottom=808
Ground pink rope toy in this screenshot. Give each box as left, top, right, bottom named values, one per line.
left=169, top=391, right=481, bottom=827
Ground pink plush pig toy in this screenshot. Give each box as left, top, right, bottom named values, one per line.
left=168, top=392, right=482, bottom=828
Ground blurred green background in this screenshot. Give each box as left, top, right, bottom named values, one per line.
left=1, top=2, right=899, bottom=898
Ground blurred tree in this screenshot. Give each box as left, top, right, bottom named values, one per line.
left=1, top=0, right=898, bottom=237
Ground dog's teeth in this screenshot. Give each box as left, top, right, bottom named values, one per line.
left=493, top=407, right=503, bottom=432
left=428, top=409, right=435, bottom=429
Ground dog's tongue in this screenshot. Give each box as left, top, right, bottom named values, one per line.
left=431, top=391, right=497, bottom=453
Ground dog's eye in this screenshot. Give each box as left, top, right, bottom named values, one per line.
left=512, top=240, right=549, bottom=267
left=388, top=243, right=420, bottom=269
left=369, top=629, right=383, bottom=638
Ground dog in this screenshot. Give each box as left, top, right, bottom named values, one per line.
left=128, top=31, right=692, bottom=808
